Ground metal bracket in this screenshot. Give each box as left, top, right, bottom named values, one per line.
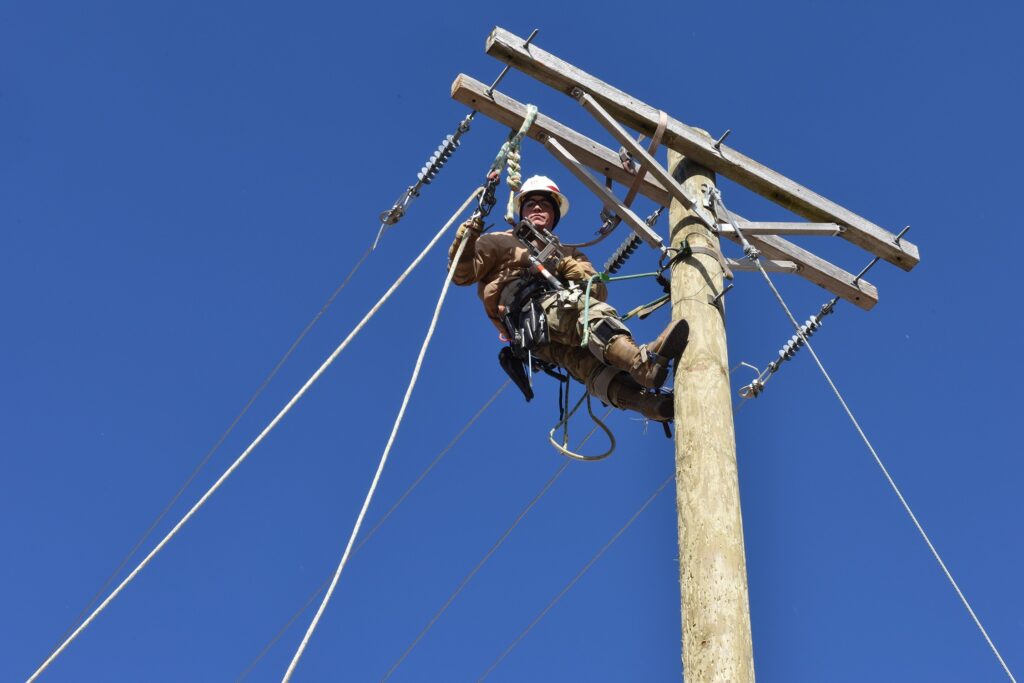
left=544, top=137, right=667, bottom=255
left=573, top=90, right=720, bottom=232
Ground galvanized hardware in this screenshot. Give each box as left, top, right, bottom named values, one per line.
left=734, top=229, right=909, bottom=401
left=661, top=237, right=734, bottom=280
left=738, top=298, right=837, bottom=399
left=544, top=137, right=667, bottom=255
left=485, top=28, right=539, bottom=97
left=713, top=128, right=732, bottom=150
left=472, top=172, right=502, bottom=222
left=645, top=206, right=664, bottom=228
left=711, top=283, right=734, bottom=307
left=604, top=232, right=642, bottom=274
left=374, top=30, right=540, bottom=250
left=512, top=218, right=566, bottom=291
left=374, top=112, right=474, bottom=249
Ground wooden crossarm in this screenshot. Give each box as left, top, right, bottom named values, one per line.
left=450, top=73, right=879, bottom=311
left=484, top=26, right=920, bottom=272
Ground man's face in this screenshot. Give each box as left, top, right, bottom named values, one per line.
left=522, top=194, right=557, bottom=231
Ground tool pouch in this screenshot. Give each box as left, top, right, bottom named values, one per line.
left=511, top=297, right=549, bottom=357
left=498, top=346, right=534, bottom=402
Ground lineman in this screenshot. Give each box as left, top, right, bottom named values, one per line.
left=448, top=175, right=688, bottom=422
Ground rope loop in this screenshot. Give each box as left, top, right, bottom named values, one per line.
left=488, top=104, right=537, bottom=224
left=549, top=392, right=616, bottom=461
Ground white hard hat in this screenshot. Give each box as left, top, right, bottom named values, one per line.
left=514, top=175, right=570, bottom=220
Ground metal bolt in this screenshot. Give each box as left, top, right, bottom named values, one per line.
left=713, top=128, right=732, bottom=149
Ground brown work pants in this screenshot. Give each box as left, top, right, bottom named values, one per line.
left=532, top=288, right=622, bottom=390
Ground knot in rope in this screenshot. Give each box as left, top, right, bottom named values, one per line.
left=506, top=147, right=523, bottom=192
left=489, top=104, right=537, bottom=224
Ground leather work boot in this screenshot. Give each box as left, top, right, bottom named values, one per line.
left=607, top=373, right=674, bottom=422
left=603, top=319, right=690, bottom=389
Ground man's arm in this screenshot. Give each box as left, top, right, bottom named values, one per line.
left=447, top=217, right=488, bottom=285
left=558, top=249, right=608, bottom=301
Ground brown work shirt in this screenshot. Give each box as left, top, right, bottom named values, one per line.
left=448, top=228, right=606, bottom=334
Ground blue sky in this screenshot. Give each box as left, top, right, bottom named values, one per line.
left=3, top=1, right=1022, bottom=681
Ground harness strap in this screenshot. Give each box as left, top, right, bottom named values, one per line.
left=664, top=239, right=735, bottom=280
left=589, top=365, right=621, bottom=405
left=563, top=109, right=670, bottom=250
left=620, top=110, right=668, bottom=209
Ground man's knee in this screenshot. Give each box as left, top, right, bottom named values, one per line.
left=538, top=343, right=603, bottom=385
left=585, top=316, right=630, bottom=363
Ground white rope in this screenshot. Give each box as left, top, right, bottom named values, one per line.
left=281, top=217, right=475, bottom=681
left=382, top=410, right=613, bottom=680
left=236, top=381, right=510, bottom=682
left=382, top=465, right=569, bottom=680
left=27, top=187, right=483, bottom=683
left=722, top=202, right=1017, bottom=682
left=51, top=241, right=376, bottom=656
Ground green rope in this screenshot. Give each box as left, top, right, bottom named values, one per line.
left=486, top=104, right=537, bottom=224
left=579, top=271, right=661, bottom=348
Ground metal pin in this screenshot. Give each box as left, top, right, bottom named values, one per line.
left=894, top=225, right=911, bottom=243
left=734, top=361, right=761, bottom=375
left=711, top=283, right=735, bottom=306
left=713, top=129, right=732, bottom=150
left=486, top=28, right=539, bottom=97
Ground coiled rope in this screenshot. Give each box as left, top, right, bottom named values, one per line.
left=491, top=104, right=537, bottom=224
left=282, top=212, right=478, bottom=681
left=27, top=188, right=484, bottom=683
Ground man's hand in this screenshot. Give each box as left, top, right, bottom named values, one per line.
left=455, top=216, right=484, bottom=240
left=556, top=255, right=590, bottom=282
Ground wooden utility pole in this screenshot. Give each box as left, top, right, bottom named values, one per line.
left=453, top=26, right=918, bottom=681
left=669, top=150, right=754, bottom=681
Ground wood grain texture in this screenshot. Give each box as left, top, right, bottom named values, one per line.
left=670, top=151, right=755, bottom=683
left=485, top=27, right=919, bottom=271
left=451, top=74, right=879, bottom=310
left=543, top=137, right=665, bottom=250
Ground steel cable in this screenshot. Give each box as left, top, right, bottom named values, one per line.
left=48, top=241, right=375, bottom=658
left=382, top=410, right=614, bottom=681
left=235, top=381, right=509, bottom=681
left=714, top=195, right=1017, bottom=683
left=478, top=472, right=674, bottom=681
left=282, top=215, right=477, bottom=680
left=27, top=188, right=483, bottom=683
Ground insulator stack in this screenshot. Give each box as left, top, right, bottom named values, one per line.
left=777, top=314, right=824, bottom=361
left=604, top=232, right=642, bottom=274
left=418, top=135, right=459, bottom=185
left=377, top=113, right=473, bottom=235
